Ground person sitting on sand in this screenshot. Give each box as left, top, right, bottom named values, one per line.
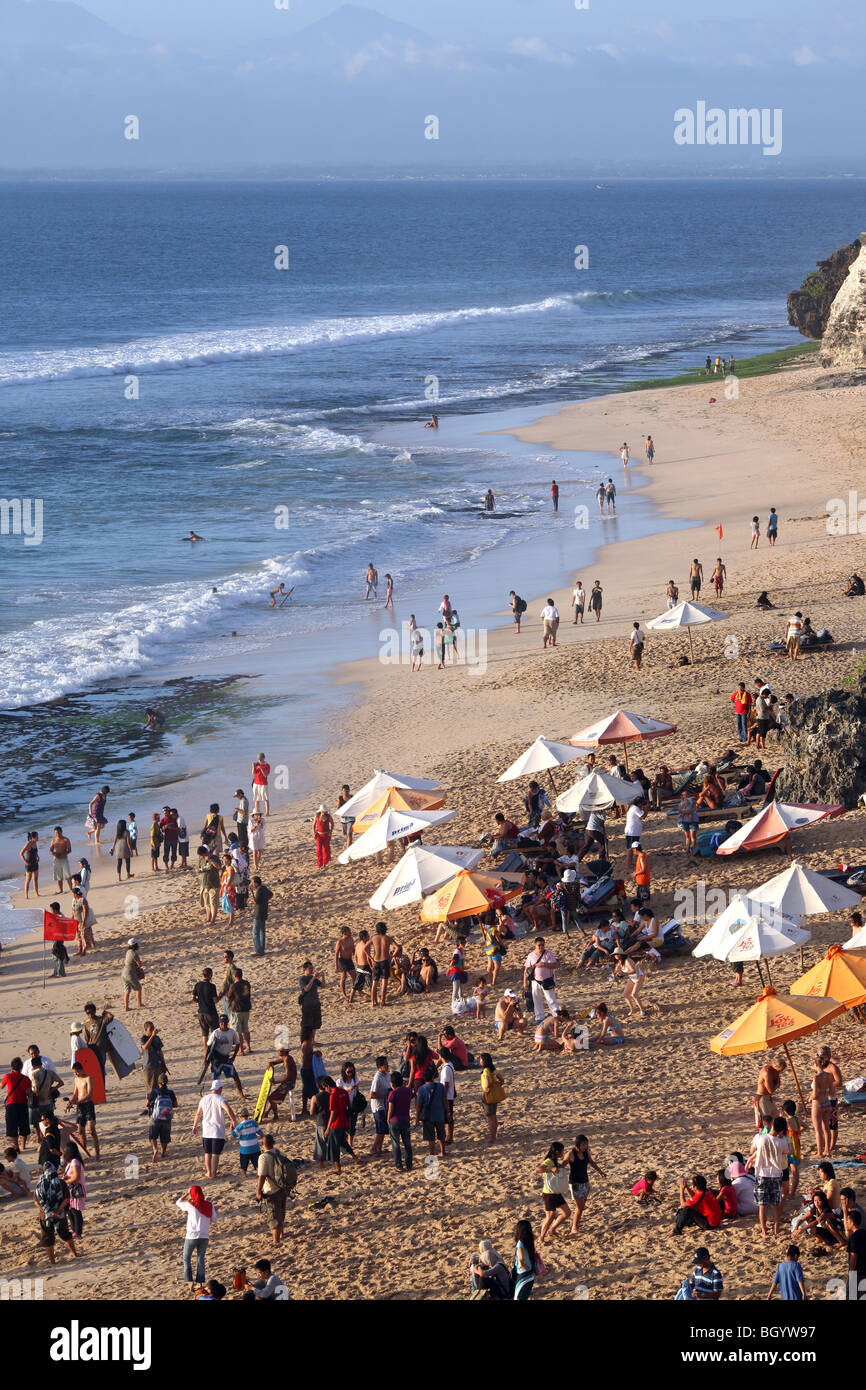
left=580, top=922, right=617, bottom=970
left=588, top=1001, right=625, bottom=1047
left=714, top=1168, right=738, bottom=1218
left=844, top=573, right=865, bottom=597
left=533, top=1016, right=562, bottom=1054
left=756, top=591, right=776, bottom=610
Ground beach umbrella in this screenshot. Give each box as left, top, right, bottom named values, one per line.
left=715, top=802, right=842, bottom=857
left=351, top=785, right=446, bottom=836
left=338, top=807, right=456, bottom=865
left=713, top=914, right=811, bottom=987
left=748, top=860, right=862, bottom=918
left=497, top=735, right=586, bottom=790
left=369, top=845, right=484, bottom=911
left=845, top=923, right=866, bottom=951
left=336, top=769, right=443, bottom=822
left=417, top=869, right=525, bottom=923
left=692, top=892, right=800, bottom=959
left=709, top=985, right=847, bottom=1105
left=555, top=768, right=641, bottom=815
left=789, top=943, right=866, bottom=1013
left=646, top=599, right=729, bottom=660
left=567, top=709, right=676, bottom=772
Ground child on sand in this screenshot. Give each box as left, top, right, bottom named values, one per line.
left=782, top=1099, right=802, bottom=1198
left=715, top=1168, right=738, bottom=1217
left=632, top=1170, right=661, bottom=1205
left=473, top=979, right=489, bottom=1019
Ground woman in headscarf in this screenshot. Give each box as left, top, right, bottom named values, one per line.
left=313, top=806, right=334, bottom=869
left=34, top=1161, right=77, bottom=1264
left=469, top=1239, right=510, bottom=1300
left=176, top=1184, right=216, bottom=1290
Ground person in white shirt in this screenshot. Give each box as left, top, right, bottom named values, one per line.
left=629, top=623, right=645, bottom=671
left=624, top=800, right=645, bottom=870
left=439, top=1058, right=456, bottom=1144
left=191, top=1079, right=237, bottom=1178
left=572, top=582, right=585, bottom=625
left=785, top=611, right=803, bottom=662
left=3, top=1146, right=31, bottom=1191
left=540, top=600, right=559, bottom=649
left=23, top=1046, right=57, bottom=1080
left=176, top=1184, right=216, bottom=1288
left=748, top=1117, right=789, bottom=1237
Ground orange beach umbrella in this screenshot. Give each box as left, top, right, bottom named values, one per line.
left=352, top=786, right=446, bottom=836
left=715, top=801, right=842, bottom=856
left=790, top=944, right=866, bottom=1012
left=417, top=869, right=524, bottom=923
left=568, top=709, right=676, bottom=772
left=709, top=984, right=847, bottom=1105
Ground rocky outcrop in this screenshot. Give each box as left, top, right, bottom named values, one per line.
left=787, top=238, right=861, bottom=340
left=820, top=241, right=866, bottom=368
left=778, top=685, right=866, bottom=809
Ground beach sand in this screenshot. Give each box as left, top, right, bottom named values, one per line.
left=3, top=358, right=866, bottom=1302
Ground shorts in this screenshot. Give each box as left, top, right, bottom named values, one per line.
left=75, top=1101, right=96, bottom=1126
left=5, top=1103, right=30, bottom=1139
left=202, top=1137, right=226, bottom=1156
left=200, top=887, right=217, bottom=913
left=756, top=1176, right=782, bottom=1207
left=488, top=952, right=502, bottom=965
left=40, top=1215, right=72, bottom=1247
left=352, top=969, right=371, bottom=993
left=337, top=957, right=353, bottom=973
left=827, top=1098, right=839, bottom=1133
left=253, top=784, right=268, bottom=803
left=631, top=644, right=644, bottom=660
left=625, top=835, right=641, bottom=848
left=690, top=582, right=701, bottom=596
left=373, top=961, right=390, bottom=981
left=422, top=1120, right=447, bottom=1143
left=756, top=720, right=770, bottom=738
left=265, top=1189, right=287, bottom=1229
left=53, top=857, right=71, bottom=880
left=198, top=1013, right=219, bottom=1038
left=373, top=1108, right=388, bottom=1136
left=211, top=1059, right=237, bottom=1080
left=239, top=1149, right=260, bottom=1172
left=149, top=1120, right=172, bottom=1145
left=178, top=840, right=189, bottom=857
left=230, top=1011, right=250, bottom=1034
left=542, top=1193, right=566, bottom=1211
left=570, top=1182, right=590, bottom=1201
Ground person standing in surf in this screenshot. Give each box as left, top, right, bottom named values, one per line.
left=550, top=480, right=559, bottom=512
left=85, top=787, right=109, bottom=845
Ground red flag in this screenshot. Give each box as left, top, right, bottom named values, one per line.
left=716, top=523, right=724, bottom=541
left=43, top=910, right=77, bottom=942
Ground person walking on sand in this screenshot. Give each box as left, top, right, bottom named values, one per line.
left=109, top=818, right=134, bottom=882
left=572, top=580, right=585, bottom=624
left=540, top=599, right=559, bottom=649
left=537, top=1142, right=571, bottom=1244
left=620, top=442, right=630, bottom=467
left=192, top=1079, right=237, bottom=1178
left=20, top=831, right=39, bottom=898
left=176, top=1184, right=216, bottom=1291
left=121, top=938, right=145, bottom=1011
left=34, top=1161, right=77, bottom=1266
left=629, top=622, right=645, bottom=671
left=334, top=926, right=356, bottom=1002
left=364, top=562, right=378, bottom=600
left=251, top=754, right=270, bottom=816
left=383, top=572, right=394, bottom=609
left=645, top=435, right=654, bottom=464
left=596, top=480, right=605, bottom=513
left=509, top=591, right=527, bottom=633
left=689, top=558, right=703, bottom=599
left=550, top=480, right=559, bottom=512
left=85, top=787, right=109, bottom=845
left=605, top=478, right=616, bottom=512
left=49, top=827, right=74, bottom=897
left=65, top=1060, right=100, bottom=1159
left=750, top=515, right=760, bottom=550
left=566, top=1133, right=606, bottom=1235
left=810, top=1053, right=836, bottom=1160
left=589, top=580, right=603, bottom=622
left=313, top=805, right=333, bottom=869
left=712, top=558, right=726, bottom=598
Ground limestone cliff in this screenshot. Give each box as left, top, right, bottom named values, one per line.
left=787, top=238, right=861, bottom=340
left=820, top=240, right=866, bottom=368
left=778, top=683, right=866, bottom=809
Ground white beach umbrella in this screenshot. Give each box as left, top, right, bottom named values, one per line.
left=844, top=923, right=866, bottom=951
left=336, top=769, right=443, bottom=821
left=338, top=807, right=456, bottom=864
left=497, top=735, right=586, bottom=785
left=714, top=914, right=811, bottom=986
left=369, top=844, right=485, bottom=911
left=555, top=768, right=641, bottom=814
left=646, top=599, right=729, bottom=659
left=748, top=860, right=862, bottom=918
left=692, top=892, right=775, bottom=958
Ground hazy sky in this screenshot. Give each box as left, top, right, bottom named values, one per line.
left=2, top=0, right=864, bottom=171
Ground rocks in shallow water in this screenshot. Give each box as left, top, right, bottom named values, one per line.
left=779, top=684, right=866, bottom=808
left=821, top=241, right=866, bottom=369
left=787, top=238, right=861, bottom=340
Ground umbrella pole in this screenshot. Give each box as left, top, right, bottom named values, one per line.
left=622, top=743, right=630, bottom=774
left=687, top=627, right=694, bottom=662
left=782, top=1043, right=807, bottom=1109
left=548, top=769, right=558, bottom=795
left=764, top=957, right=774, bottom=987
left=756, top=959, right=765, bottom=988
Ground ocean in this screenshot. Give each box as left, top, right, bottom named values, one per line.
left=0, top=177, right=861, bottom=879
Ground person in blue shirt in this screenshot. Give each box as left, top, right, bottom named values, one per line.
left=231, top=1109, right=263, bottom=1175
left=767, top=507, right=778, bottom=547
left=767, top=1243, right=805, bottom=1300
left=417, top=1071, right=447, bottom=1159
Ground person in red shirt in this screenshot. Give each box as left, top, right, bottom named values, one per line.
left=673, top=1173, right=723, bottom=1235
left=437, top=1026, right=468, bottom=1070
left=715, top=1168, right=739, bottom=1218
left=730, top=682, right=753, bottom=743
left=251, top=754, right=271, bottom=816
left=2, top=1058, right=33, bottom=1151
left=322, top=1076, right=356, bottom=1174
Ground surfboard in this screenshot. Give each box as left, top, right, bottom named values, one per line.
left=198, top=1042, right=216, bottom=1087
left=253, top=1065, right=274, bottom=1125
left=74, top=1045, right=106, bottom=1105
left=105, top=1018, right=139, bottom=1068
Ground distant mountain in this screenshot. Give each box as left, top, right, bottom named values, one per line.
left=0, top=0, right=140, bottom=50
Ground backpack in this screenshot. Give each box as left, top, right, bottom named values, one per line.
left=271, top=1150, right=298, bottom=1193
left=514, top=596, right=527, bottom=614
left=151, top=1091, right=173, bottom=1122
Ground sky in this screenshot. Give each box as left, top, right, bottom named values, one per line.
left=1, top=0, right=864, bottom=172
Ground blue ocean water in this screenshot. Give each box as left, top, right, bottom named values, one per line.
left=0, top=177, right=859, bottom=845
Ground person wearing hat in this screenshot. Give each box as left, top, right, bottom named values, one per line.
left=494, top=991, right=526, bottom=1040
left=191, top=1078, right=237, bottom=1179
left=313, top=805, right=334, bottom=870
left=685, top=1247, right=723, bottom=1300
left=82, top=1003, right=113, bottom=1079
left=633, top=841, right=651, bottom=904
left=121, top=939, right=145, bottom=1011
left=233, top=789, right=250, bottom=852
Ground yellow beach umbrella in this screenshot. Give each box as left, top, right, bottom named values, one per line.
left=790, top=944, right=866, bottom=1013
left=417, top=869, right=524, bottom=923
left=709, top=984, right=847, bottom=1105
left=352, top=786, right=446, bottom=835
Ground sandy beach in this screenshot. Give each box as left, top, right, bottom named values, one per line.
left=4, top=356, right=866, bottom=1302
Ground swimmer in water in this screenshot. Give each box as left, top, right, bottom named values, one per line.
left=144, top=708, right=165, bottom=730
left=484, top=489, right=495, bottom=512
left=180, top=531, right=204, bottom=542
left=424, top=414, right=439, bottom=430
